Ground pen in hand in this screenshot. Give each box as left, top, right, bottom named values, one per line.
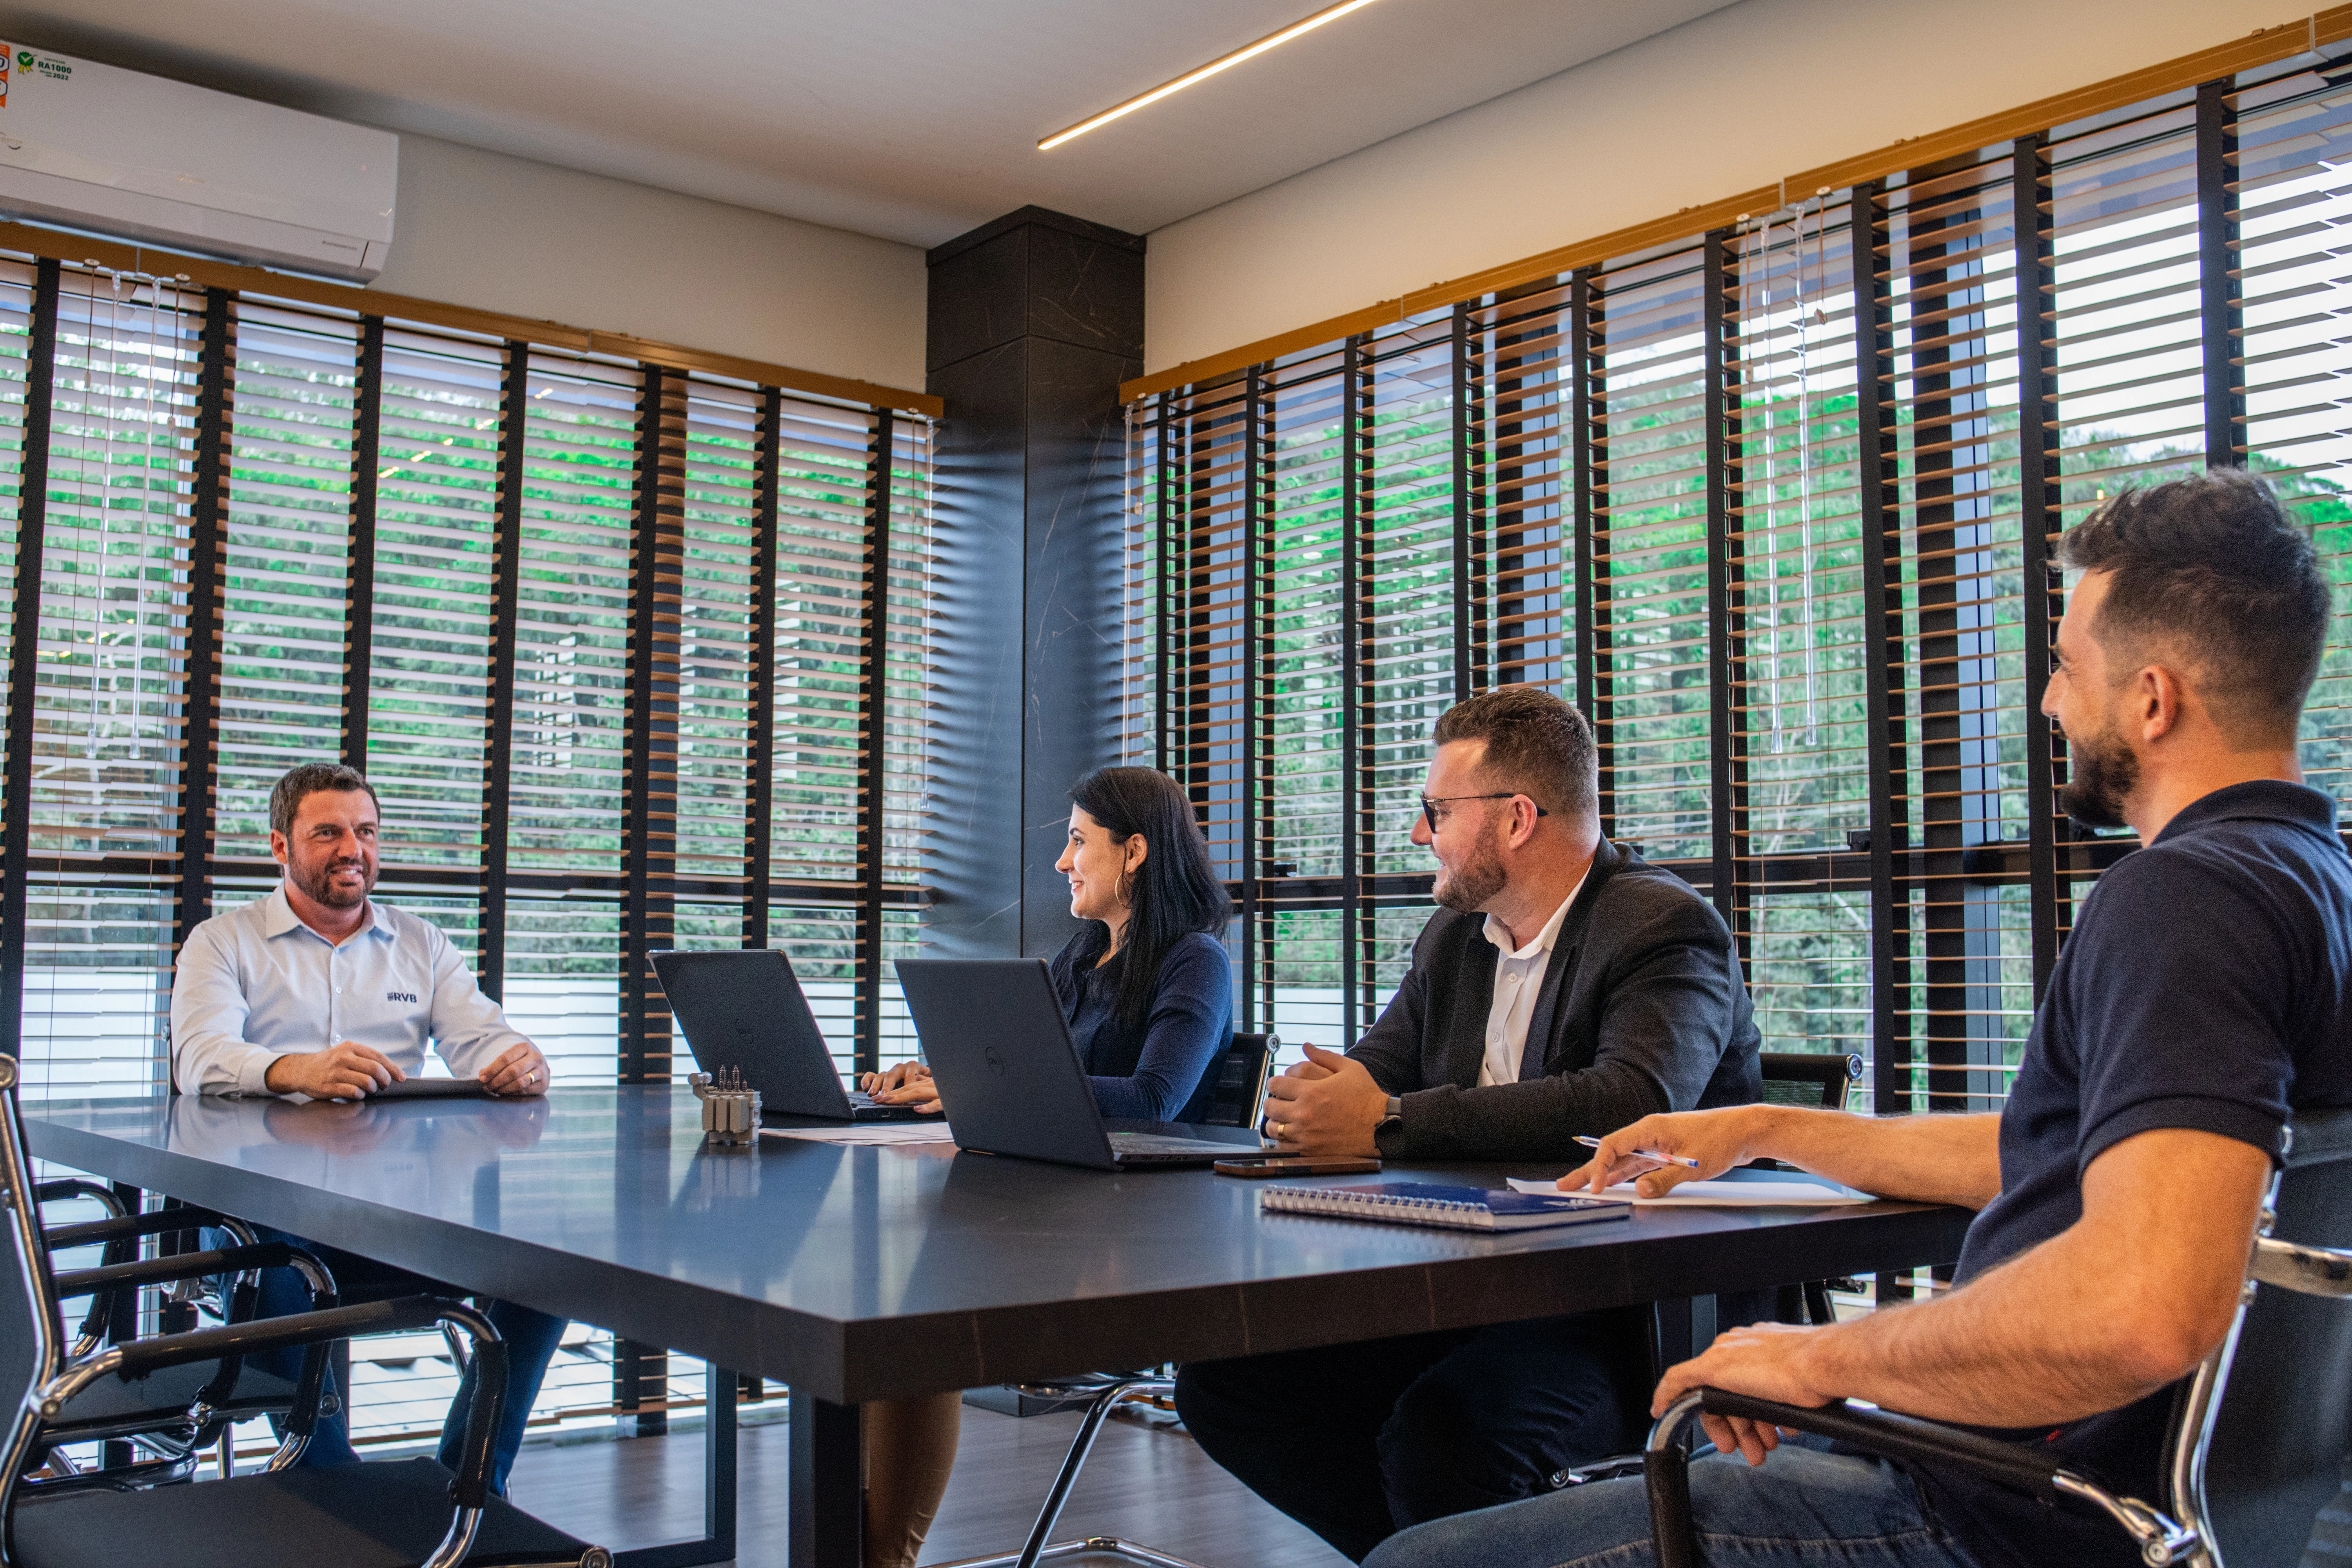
left=1573, top=1134, right=1701, bottom=1170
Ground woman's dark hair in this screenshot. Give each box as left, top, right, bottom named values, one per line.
left=1070, top=767, right=1229, bottom=1031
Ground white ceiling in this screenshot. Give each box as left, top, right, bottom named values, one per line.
left=0, top=0, right=1739, bottom=249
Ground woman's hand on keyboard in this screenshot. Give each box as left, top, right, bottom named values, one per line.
left=861, top=1061, right=944, bottom=1115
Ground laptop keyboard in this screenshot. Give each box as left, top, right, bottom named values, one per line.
left=1110, top=1132, right=1239, bottom=1154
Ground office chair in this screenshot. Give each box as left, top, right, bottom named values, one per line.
left=942, top=1032, right=1279, bottom=1568
left=1646, top=1105, right=2352, bottom=1568
left=0, top=1059, right=610, bottom=1568
left=28, top=1198, right=330, bottom=1490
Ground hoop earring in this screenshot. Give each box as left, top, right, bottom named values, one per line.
left=1115, top=868, right=1134, bottom=909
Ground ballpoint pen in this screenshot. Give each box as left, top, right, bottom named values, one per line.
left=1572, top=1134, right=1701, bottom=1170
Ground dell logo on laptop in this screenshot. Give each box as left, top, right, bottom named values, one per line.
left=984, top=1047, right=1006, bottom=1076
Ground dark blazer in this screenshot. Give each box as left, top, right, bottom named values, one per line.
left=1351, top=839, right=1761, bottom=1162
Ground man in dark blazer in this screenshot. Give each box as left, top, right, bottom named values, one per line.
left=1173, top=684, right=1762, bottom=1562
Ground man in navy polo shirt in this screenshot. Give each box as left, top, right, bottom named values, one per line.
left=1361, top=470, right=2352, bottom=1568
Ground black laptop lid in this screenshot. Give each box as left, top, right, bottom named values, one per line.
left=650, top=949, right=855, bottom=1118
left=893, top=958, right=1117, bottom=1170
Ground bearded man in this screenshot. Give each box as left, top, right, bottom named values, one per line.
left=1172, top=684, right=1764, bottom=1562
left=170, top=762, right=562, bottom=1497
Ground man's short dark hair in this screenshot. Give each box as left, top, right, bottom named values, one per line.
left=2058, top=469, right=2330, bottom=746
left=269, top=763, right=381, bottom=837
left=1430, top=686, right=1597, bottom=818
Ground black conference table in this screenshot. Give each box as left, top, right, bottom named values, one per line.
left=25, top=1087, right=1973, bottom=1568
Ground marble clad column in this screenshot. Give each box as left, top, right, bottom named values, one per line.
left=923, top=206, right=1145, bottom=957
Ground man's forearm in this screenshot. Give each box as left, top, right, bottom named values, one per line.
left=1745, top=1105, right=2002, bottom=1209
left=1772, top=1127, right=2269, bottom=1427
left=1797, top=1226, right=2183, bottom=1426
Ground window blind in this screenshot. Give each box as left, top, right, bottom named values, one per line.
left=1127, top=47, right=2352, bottom=1114
left=0, top=250, right=937, bottom=1446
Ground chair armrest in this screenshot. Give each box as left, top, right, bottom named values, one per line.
left=72, top=1295, right=450, bottom=1386
left=1644, top=1390, right=2197, bottom=1568
left=2252, top=1236, right=2352, bottom=1297
left=54, top=1243, right=338, bottom=1308
left=33, top=1181, right=128, bottom=1219
left=45, top=1207, right=253, bottom=1252
left=48, top=1294, right=515, bottom=1512
left=1700, top=1390, right=2064, bottom=1496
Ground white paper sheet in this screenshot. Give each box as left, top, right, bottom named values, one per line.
left=1505, top=1176, right=1873, bottom=1207
left=760, top=1123, right=959, bottom=1145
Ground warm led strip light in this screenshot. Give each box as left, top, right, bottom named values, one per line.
left=1038, top=0, right=1383, bottom=151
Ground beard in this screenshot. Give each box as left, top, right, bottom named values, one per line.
left=290, top=852, right=374, bottom=910
left=2059, top=714, right=2141, bottom=832
left=1433, top=818, right=1509, bottom=912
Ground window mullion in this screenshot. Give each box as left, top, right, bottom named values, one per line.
left=479, top=341, right=526, bottom=1005
left=0, top=258, right=59, bottom=1063
left=174, top=287, right=232, bottom=954
left=342, top=317, right=385, bottom=768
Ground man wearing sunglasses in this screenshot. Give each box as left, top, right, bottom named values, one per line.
left=1175, top=684, right=1762, bottom=1562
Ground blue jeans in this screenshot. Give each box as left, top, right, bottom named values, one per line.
left=207, top=1227, right=565, bottom=1496
left=1360, top=1443, right=1983, bottom=1568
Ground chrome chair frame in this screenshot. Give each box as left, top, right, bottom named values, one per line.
left=27, top=1200, right=321, bottom=1488
left=949, top=1033, right=1281, bottom=1568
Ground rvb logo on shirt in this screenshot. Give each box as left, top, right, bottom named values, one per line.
left=387, top=991, right=419, bottom=1004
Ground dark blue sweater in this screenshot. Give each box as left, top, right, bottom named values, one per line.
left=1047, top=926, right=1233, bottom=1123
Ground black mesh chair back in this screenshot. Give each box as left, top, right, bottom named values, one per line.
left=1756, top=1051, right=1863, bottom=1111
left=1200, top=1033, right=1277, bottom=1129
left=0, top=1058, right=65, bottom=1492
left=2195, top=1107, right=2352, bottom=1563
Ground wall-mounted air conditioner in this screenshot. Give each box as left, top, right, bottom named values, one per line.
left=0, top=44, right=396, bottom=281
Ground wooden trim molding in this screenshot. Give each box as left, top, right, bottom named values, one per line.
left=2, top=218, right=943, bottom=419
left=1121, top=5, right=2352, bottom=403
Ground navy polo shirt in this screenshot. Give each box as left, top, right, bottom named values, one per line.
left=1920, top=780, right=2352, bottom=1568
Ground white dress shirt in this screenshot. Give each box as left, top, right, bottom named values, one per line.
left=170, top=886, right=529, bottom=1096
left=1474, top=881, right=1584, bottom=1087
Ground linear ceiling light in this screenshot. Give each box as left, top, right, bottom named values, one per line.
left=1038, top=0, right=1383, bottom=151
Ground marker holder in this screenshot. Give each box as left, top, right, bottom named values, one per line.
left=689, top=1071, right=760, bottom=1145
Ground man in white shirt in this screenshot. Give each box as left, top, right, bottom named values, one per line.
left=1175, top=687, right=1765, bottom=1561
left=176, top=762, right=561, bottom=1494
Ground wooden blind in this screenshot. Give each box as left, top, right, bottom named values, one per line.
left=1127, top=47, right=2352, bottom=1111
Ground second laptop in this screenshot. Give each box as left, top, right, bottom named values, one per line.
left=652, top=948, right=924, bottom=1122
left=895, top=956, right=1257, bottom=1169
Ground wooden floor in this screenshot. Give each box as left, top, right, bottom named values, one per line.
left=505, top=1405, right=1351, bottom=1568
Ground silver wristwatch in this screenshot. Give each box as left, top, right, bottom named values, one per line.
left=1376, top=1094, right=1403, bottom=1132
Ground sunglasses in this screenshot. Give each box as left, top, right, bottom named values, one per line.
left=1419, top=793, right=1549, bottom=833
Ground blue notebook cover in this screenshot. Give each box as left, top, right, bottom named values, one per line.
left=1259, top=1180, right=1630, bottom=1231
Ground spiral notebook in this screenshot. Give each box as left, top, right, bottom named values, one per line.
left=1259, top=1181, right=1632, bottom=1232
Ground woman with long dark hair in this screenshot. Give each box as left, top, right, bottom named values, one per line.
left=849, top=768, right=1231, bottom=1568
left=865, top=765, right=1234, bottom=1120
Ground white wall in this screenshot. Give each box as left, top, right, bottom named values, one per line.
left=1144, top=0, right=2292, bottom=374
left=369, top=133, right=927, bottom=393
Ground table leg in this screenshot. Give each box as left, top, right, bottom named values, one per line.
left=706, top=1364, right=737, bottom=1554
left=612, top=1363, right=739, bottom=1568
left=789, top=1388, right=862, bottom=1568
left=1653, top=1294, right=1718, bottom=1368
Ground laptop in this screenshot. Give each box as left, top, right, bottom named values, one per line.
left=651, top=949, right=923, bottom=1122
left=894, top=957, right=1259, bottom=1170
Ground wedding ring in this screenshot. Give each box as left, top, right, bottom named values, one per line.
left=526, top=1069, right=537, bottom=1086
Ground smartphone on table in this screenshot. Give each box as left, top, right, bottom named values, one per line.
left=1213, top=1156, right=1382, bottom=1178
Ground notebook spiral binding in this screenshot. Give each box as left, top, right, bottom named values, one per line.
left=1260, top=1185, right=1493, bottom=1229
